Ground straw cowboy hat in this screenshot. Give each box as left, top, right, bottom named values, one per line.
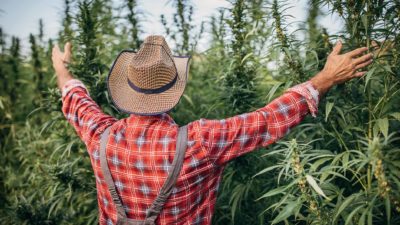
left=107, top=35, right=190, bottom=115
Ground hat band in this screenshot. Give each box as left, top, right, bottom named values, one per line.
left=127, top=73, right=178, bottom=94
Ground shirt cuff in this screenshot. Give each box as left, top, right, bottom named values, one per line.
left=287, top=81, right=319, bottom=117
left=61, top=79, right=88, bottom=98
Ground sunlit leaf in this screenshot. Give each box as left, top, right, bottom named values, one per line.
left=377, top=118, right=389, bottom=139
left=253, top=165, right=281, bottom=178
left=334, top=194, right=358, bottom=223
left=385, top=196, right=391, bottom=224
left=271, top=200, right=301, bottom=224
left=364, top=67, right=377, bottom=92
left=390, top=112, right=400, bottom=121
left=305, top=175, right=330, bottom=200
left=325, top=101, right=334, bottom=122
left=256, top=186, right=287, bottom=200
left=241, top=52, right=254, bottom=65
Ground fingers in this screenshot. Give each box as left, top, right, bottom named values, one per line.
left=52, top=44, right=60, bottom=55
left=371, top=41, right=379, bottom=50
left=347, top=46, right=368, bottom=57
left=52, top=44, right=61, bottom=63
left=353, top=53, right=373, bottom=65
left=354, top=71, right=367, bottom=78
left=63, top=42, right=72, bottom=63
left=355, top=59, right=373, bottom=70
left=331, top=40, right=342, bottom=55
left=52, top=42, right=73, bottom=64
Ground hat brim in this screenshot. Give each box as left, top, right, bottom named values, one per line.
left=107, top=50, right=190, bottom=115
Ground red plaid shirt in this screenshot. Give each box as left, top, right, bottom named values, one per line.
left=61, top=79, right=319, bottom=225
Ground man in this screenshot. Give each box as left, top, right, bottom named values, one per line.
left=52, top=35, right=373, bottom=225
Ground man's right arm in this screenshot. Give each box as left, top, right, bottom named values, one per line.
left=192, top=80, right=319, bottom=166
left=193, top=41, right=374, bottom=167
left=52, top=42, right=117, bottom=153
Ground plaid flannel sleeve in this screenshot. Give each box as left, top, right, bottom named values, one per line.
left=192, top=81, right=319, bottom=166
left=61, top=79, right=117, bottom=152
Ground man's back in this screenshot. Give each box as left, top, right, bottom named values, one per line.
left=61, top=78, right=318, bottom=224
left=96, top=114, right=220, bottom=224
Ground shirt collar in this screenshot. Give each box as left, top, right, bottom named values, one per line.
left=129, top=112, right=175, bottom=124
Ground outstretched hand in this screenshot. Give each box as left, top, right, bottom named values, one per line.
left=52, top=42, right=73, bottom=89
left=310, top=41, right=374, bottom=95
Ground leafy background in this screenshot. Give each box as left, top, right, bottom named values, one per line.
left=0, top=0, right=399, bottom=224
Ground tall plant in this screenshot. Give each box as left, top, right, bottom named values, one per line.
left=71, top=0, right=108, bottom=103
left=126, top=0, right=141, bottom=50
left=8, top=37, right=21, bottom=103
left=213, top=1, right=276, bottom=224
left=224, top=0, right=258, bottom=115
left=58, top=0, right=73, bottom=45
left=1, top=1, right=115, bottom=224
left=255, top=0, right=400, bottom=224
left=271, top=0, right=306, bottom=82
left=160, top=0, right=203, bottom=54
left=29, top=33, right=45, bottom=99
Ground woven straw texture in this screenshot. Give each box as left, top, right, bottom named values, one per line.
left=108, top=35, right=190, bottom=115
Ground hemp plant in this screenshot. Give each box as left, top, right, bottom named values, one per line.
left=160, top=0, right=204, bottom=54
left=223, top=0, right=259, bottom=115
left=58, top=0, right=73, bottom=45
left=255, top=0, right=400, bottom=224
left=126, top=0, right=142, bottom=50
left=29, top=33, right=45, bottom=100
left=70, top=0, right=111, bottom=108
left=270, top=0, right=306, bottom=82
left=8, top=37, right=22, bottom=102
left=213, top=1, right=277, bottom=225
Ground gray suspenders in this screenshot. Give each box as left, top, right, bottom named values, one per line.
left=99, top=125, right=188, bottom=225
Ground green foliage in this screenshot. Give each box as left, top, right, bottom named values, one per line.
left=271, top=0, right=306, bottom=82
left=72, top=0, right=103, bottom=89
left=71, top=0, right=111, bottom=107
left=0, top=27, right=5, bottom=53
left=29, top=33, right=45, bottom=100
left=160, top=0, right=204, bottom=54
left=59, top=0, right=73, bottom=45
left=1, top=0, right=399, bottom=224
left=224, top=0, right=259, bottom=114
left=212, top=1, right=276, bottom=225
left=255, top=0, right=400, bottom=224
left=126, top=0, right=141, bottom=50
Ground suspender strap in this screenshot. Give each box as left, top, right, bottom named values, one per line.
left=99, top=125, right=188, bottom=224
left=100, top=126, right=127, bottom=221
left=145, top=125, right=188, bottom=223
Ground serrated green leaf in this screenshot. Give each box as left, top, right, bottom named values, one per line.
left=266, top=82, right=283, bottom=102
left=325, top=101, right=334, bottom=122
left=182, top=94, right=194, bottom=107
left=305, top=174, right=330, bottom=200
left=253, top=165, right=281, bottom=178
left=335, top=194, right=358, bottom=223
left=364, top=67, right=377, bottom=92
left=241, top=52, right=253, bottom=65
left=390, top=112, right=400, bottom=121
left=385, top=196, right=391, bottom=224
left=271, top=201, right=300, bottom=224
left=345, top=205, right=365, bottom=225
left=377, top=118, right=389, bottom=139
left=310, top=157, right=332, bottom=172
left=256, top=186, right=287, bottom=200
